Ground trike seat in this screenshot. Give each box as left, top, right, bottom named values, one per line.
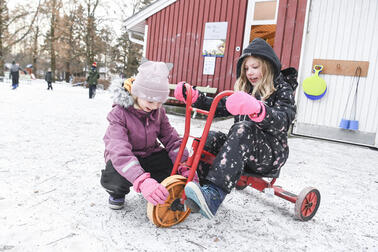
left=242, top=168, right=281, bottom=178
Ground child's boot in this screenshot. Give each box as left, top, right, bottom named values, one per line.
left=108, top=195, right=125, bottom=210
left=184, top=182, right=226, bottom=219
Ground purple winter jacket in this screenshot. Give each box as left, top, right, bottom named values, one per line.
left=103, top=83, right=188, bottom=184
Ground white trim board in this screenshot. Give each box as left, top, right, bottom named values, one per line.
left=125, top=0, right=177, bottom=34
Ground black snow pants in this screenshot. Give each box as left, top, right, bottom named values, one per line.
left=89, top=84, right=96, bottom=98
left=200, top=121, right=276, bottom=193
left=11, top=72, right=19, bottom=85
left=100, top=150, right=173, bottom=198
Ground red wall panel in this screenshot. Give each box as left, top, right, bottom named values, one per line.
left=274, top=0, right=307, bottom=70
left=146, top=0, right=248, bottom=93
left=145, top=0, right=306, bottom=92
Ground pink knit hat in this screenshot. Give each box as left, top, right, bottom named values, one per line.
left=131, top=61, right=170, bottom=103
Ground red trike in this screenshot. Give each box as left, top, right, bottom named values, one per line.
left=147, top=84, right=320, bottom=227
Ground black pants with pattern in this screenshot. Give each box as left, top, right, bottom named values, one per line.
left=100, top=150, right=173, bottom=198
left=200, top=121, right=275, bottom=193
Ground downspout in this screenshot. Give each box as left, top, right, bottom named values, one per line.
left=128, top=30, right=144, bottom=46
left=127, top=25, right=148, bottom=57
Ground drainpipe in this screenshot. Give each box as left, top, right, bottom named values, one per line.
left=128, top=30, right=144, bottom=46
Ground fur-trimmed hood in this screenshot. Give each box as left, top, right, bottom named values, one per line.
left=109, top=79, right=135, bottom=108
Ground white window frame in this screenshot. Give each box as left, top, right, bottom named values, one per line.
left=242, top=0, right=280, bottom=50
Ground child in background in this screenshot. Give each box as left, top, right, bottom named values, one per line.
left=45, top=68, right=53, bottom=90
left=87, top=62, right=99, bottom=99
left=9, top=61, right=26, bottom=89
left=174, top=38, right=298, bottom=219
left=101, top=61, right=191, bottom=210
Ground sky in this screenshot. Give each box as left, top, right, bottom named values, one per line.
left=0, top=78, right=377, bottom=251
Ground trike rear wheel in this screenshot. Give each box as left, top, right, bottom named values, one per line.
left=294, top=187, right=321, bottom=221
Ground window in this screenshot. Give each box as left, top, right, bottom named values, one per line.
left=254, top=1, right=277, bottom=20
left=243, top=0, right=279, bottom=49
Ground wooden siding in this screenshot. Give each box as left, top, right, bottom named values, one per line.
left=274, top=0, right=307, bottom=70
left=293, top=0, right=378, bottom=147
left=146, top=0, right=248, bottom=92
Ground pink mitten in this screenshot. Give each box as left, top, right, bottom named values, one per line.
left=226, top=91, right=266, bottom=122
left=178, top=165, right=199, bottom=183
left=133, top=173, right=169, bottom=205
left=174, top=81, right=199, bottom=104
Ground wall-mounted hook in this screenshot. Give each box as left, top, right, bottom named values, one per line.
left=313, top=64, right=323, bottom=73
left=355, top=66, right=362, bottom=76
left=312, top=59, right=369, bottom=77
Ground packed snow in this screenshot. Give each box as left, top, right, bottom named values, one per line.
left=0, top=79, right=377, bottom=251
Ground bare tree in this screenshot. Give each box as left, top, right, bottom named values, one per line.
left=98, top=25, right=114, bottom=79
left=110, top=0, right=152, bottom=77
left=42, top=0, right=63, bottom=82
left=84, top=0, right=100, bottom=68
left=1, top=0, right=155, bottom=80
left=67, top=3, right=87, bottom=76
left=29, top=13, right=45, bottom=77
left=0, top=0, right=40, bottom=75
left=113, top=28, right=142, bottom=78
left=55, top=0, right=85, bottom=81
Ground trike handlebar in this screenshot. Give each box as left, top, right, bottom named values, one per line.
left=171, top=83, right=234, bottom=185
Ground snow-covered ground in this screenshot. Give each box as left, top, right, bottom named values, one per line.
left=0, top=80, right=377, bottom=252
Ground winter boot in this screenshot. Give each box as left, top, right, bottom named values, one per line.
left=108, top=196, right=125, bottom=210
left=184, top=182, right=226, bottom=219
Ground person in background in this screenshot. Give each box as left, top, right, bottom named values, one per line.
left=100, top=61, right=196, bottom=210
left=174, top=38, right=298, bottom=219
left=87, top=62, right=99, bottom=98
left=45, top=68, right=53, bottom=90
left=9, top=61, right=26, bottom=89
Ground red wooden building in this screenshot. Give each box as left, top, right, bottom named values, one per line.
left=126, top=0, right=378, bottom=148
left=125, top=0, right=306, bottom=92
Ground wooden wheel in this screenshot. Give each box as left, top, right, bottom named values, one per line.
left=147, top=175, right=191, bottom=227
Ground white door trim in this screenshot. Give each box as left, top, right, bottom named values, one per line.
left=242, top=0, right=280, bottom=50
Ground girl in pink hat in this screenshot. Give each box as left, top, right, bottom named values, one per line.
left=101, top=61, right=195, bottom=210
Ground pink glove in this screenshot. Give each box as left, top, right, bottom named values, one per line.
left=178, top=165, right=199, bottom=183
left=133, top=173, right=169, bottom=205
left=174, top=81, right=199, bottom=104
left=226, top=91, right=266, bottom=122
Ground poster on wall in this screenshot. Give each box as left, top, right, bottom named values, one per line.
left=203, top=56, right=216, bottom=75
left=202, top=22, right=228, bottom=57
